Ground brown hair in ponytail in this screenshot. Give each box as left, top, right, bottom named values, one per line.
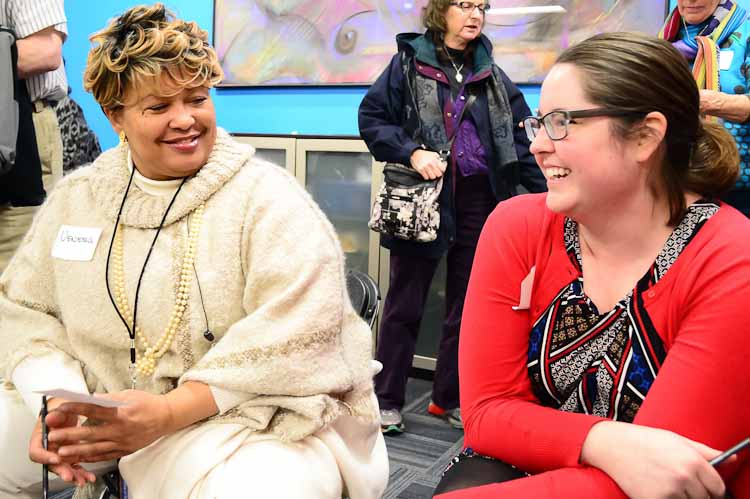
left=556, top=32, right=739, bottom=225
left=686, top=121, right=739, bottom=198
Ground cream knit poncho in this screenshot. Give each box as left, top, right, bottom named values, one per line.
left=0, top=129, right=378, bottom=442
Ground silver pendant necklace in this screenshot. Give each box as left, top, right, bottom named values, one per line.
left=443, top=46, right=465, bottom=83
left=682, top=16, right=708, bottom=43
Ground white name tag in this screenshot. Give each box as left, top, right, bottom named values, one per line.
left=51, top=225, right=102, bottom=261
left=512, top=266, right=535, bottom=311
left=720, top=50, right=734, bottom=70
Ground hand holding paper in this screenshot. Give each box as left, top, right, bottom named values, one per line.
left=27, top=395, right=97, bottom=488
left=41, top=388, right=174, bottom=464
left=35, top=389, right=127, bottom=408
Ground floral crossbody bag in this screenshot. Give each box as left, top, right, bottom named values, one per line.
left=368, top=93, right=476, bottom=243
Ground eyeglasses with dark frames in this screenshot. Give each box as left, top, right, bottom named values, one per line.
left=522, top=108, right=647, bottom=142
left=449, top=1, right=491, bottom=14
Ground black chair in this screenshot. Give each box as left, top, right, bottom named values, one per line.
left=345, top=269, right=380, bottom=329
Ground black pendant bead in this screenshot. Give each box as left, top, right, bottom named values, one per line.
left=203, top=329, right=215, bottom=342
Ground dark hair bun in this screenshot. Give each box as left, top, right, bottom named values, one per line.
left=688, top=121, right=740, bottom=196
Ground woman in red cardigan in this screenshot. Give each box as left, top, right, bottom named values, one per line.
left=434, top=32, right=750, bottom=499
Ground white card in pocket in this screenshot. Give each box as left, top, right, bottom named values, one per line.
left=720, top=50, right=734, bottom=70
left=51, top=225, right=102, bottom=261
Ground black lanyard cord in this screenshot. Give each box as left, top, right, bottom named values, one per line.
left=192, top=261, right=213, bottom=342
left=105, top=167, right=137, bottom=360
left=104, top=170, right=188, bottom=367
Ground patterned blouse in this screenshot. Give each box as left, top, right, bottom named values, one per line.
left=527, top=201, right=719, bottom=422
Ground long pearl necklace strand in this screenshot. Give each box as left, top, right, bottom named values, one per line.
left=112, top=203, right=205, bottom=376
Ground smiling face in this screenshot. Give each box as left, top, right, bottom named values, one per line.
left=677, top=0, right=721, bottom=25
left=530, top=63, right=645, bottom=220
left=107, top=73, right=217, bottom=181
left=443, top=1, right=485, bottom=49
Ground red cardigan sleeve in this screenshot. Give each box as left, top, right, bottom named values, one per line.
left=442, top=199, right=750, bottom=499
left=628, top=208, right=750, bottom=496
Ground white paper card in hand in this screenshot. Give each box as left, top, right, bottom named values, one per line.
left=34, top=389, right=126, bottom=408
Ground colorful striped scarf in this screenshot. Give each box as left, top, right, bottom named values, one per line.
left=659, top=0, right=747, bottom=91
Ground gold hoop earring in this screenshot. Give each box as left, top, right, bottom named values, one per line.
left=119, top=131, right=128, bottom=144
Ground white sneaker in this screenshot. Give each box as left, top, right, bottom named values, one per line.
left=379, top=408, right=405, bottom=434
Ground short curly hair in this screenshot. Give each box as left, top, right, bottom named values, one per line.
left=83, top=3, right=223, bottom=111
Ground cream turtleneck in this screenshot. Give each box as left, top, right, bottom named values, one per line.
left=127, top=150, right=183, bottom=197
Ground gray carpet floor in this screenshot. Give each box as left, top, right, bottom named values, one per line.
left=382, top=377, right=464, bottom=499
left=50, top=377, right=463, bottom=499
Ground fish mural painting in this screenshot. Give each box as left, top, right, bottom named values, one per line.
left=214, top=0, right=668, bottom=85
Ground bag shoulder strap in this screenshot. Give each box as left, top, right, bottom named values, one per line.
left=0, top=24, right=18, bottom=174
left=400, top=51, right=427, bottom=147
left=401, top=49, right=477, bottom=156
left=445, top=92, right=476, bottom=148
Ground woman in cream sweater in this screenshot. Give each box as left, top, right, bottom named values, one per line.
left=0, top=4, right=388, bottom=498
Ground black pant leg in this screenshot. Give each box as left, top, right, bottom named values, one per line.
left=433, top=452, right=528, bottom=497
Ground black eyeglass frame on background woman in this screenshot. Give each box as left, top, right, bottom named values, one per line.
left=522, top=108, right=648, bottom=142
left=449, top=1, right=491, bottom=14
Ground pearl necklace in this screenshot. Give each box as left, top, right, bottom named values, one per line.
left=111, top=203, right=205, bottom=376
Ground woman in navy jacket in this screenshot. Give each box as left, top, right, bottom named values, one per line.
left=358, top=0, right=546, bottom=434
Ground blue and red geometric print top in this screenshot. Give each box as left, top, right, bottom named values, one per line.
left=527, top=201, right=719, bottom=422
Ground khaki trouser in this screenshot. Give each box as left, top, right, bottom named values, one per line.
left=0, top=105, right=63, bottom=275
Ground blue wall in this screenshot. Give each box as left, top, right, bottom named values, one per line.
left=64, top=1, right=682, bottom=150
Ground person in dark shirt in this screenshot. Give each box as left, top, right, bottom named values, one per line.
left=358, top=0, right=546, bottom=434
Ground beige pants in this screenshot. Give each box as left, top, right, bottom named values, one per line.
left=0, top=386, right=389, bottom=499
left=0, top=105, right=63, bottom=275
